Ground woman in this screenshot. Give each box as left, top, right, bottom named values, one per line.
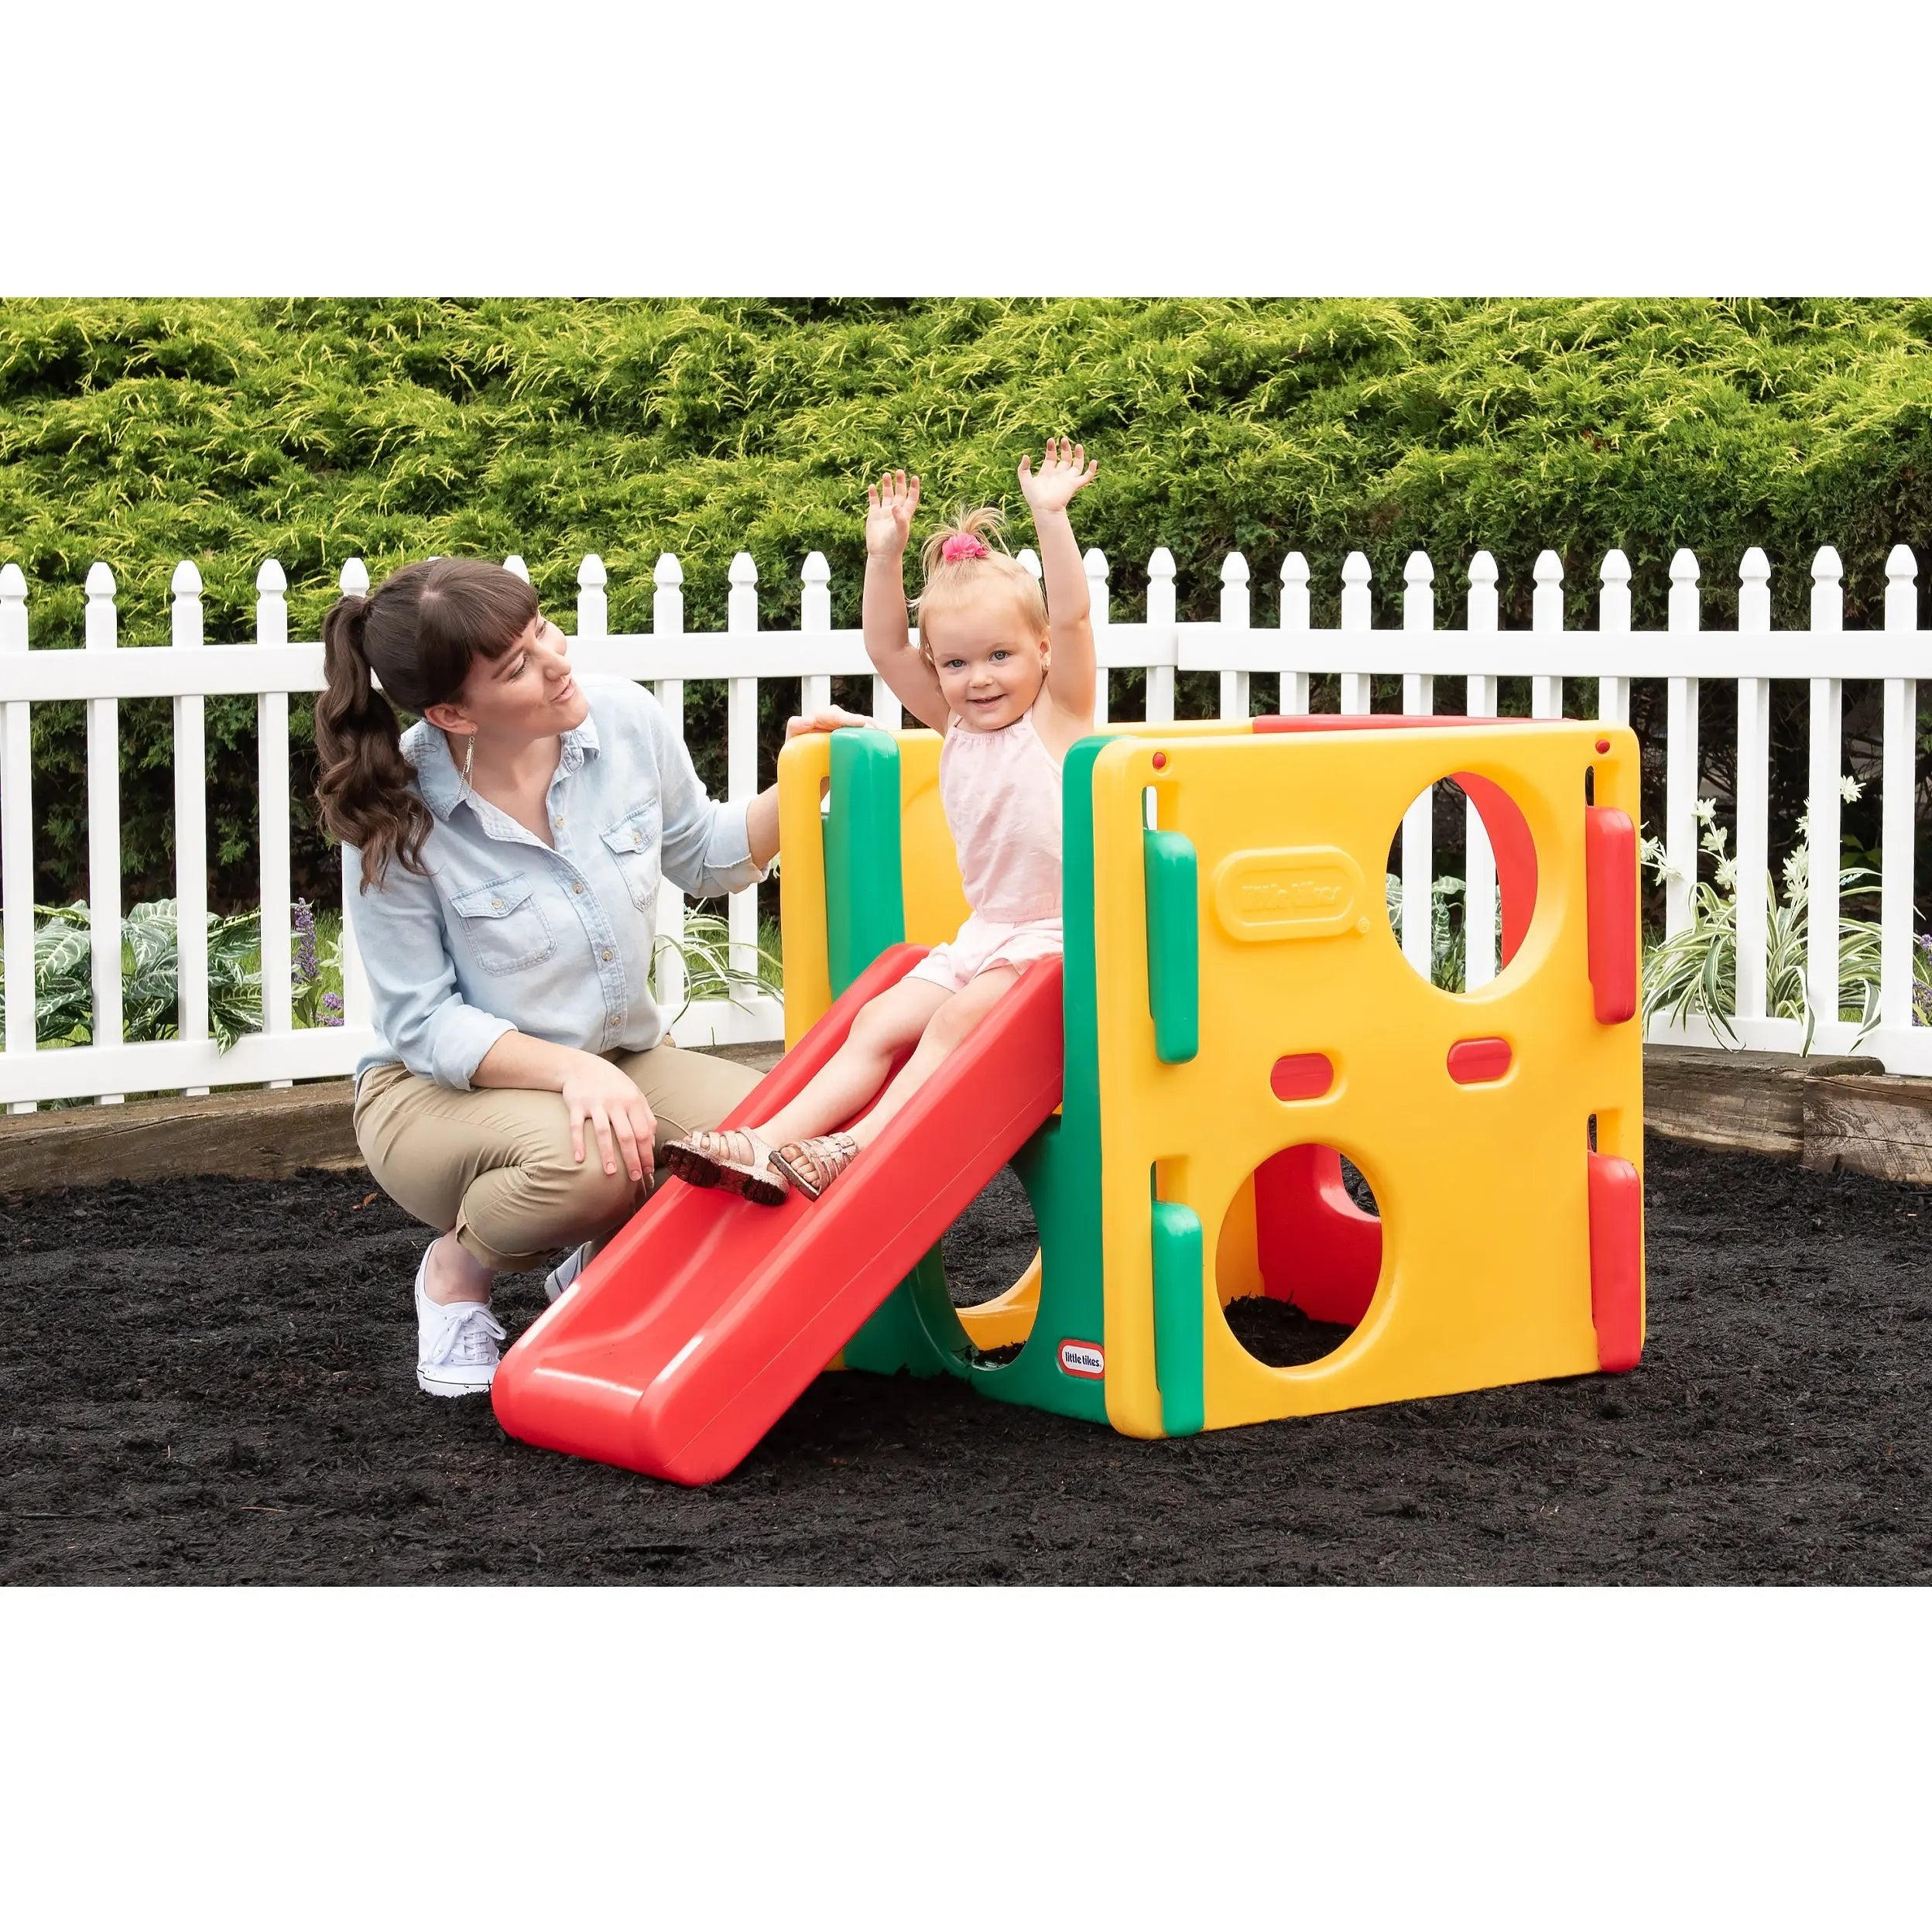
left=316, top=557, right=862, bottom=1397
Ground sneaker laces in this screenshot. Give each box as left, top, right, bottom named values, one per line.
left=426, top=1300, right=506, bottom=1368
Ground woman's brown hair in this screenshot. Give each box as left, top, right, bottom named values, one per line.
left=315, top=557, right=539, bottom=890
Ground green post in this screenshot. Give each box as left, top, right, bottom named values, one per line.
left=1150, top=1198, right=1205, bottom=1437
left=1144, top=828, right=1199, bottom=1064
left=824, top=729, right=906, bottom=998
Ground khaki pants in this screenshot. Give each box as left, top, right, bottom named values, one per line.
left=353, top=1043, right=763, bottom=1274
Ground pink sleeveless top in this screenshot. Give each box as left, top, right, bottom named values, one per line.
left=938, top=707, right=1063, bottom=924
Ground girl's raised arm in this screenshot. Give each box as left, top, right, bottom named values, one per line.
left=862, top=470, right=951, bottom=734
left=1018, top=438, right=1099, bottom=737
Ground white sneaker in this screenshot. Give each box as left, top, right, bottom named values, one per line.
left=543, top=1241, right=594, bottom=1305
left=414, top=1251, right=506, bottom=1397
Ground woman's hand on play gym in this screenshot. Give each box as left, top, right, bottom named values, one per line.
left=560, top=1052, right=657, bottom=1182
left=865, top=469, right=920, bottom=557
left=786, top=704, right=875, bottom=738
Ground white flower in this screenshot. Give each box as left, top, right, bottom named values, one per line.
left=1714, top=858, right=1737, bottom=891
left=1694, top=797, right=1718, bottom=825
left=1841, top=776, right=1862, bottom=804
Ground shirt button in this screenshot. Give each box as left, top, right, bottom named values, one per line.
left=572, top=881, right=584, bottom=894
left=553, top=817, right=565, bottom=830
left=601, top=948, right=614, bottom=962
left=491, top=898, right=503, bottom=910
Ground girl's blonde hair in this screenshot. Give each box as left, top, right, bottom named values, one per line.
left=911, top=506, right=1048, bottom=662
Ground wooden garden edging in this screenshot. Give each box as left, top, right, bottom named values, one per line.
left=0, top=1043, right=786, bottom=1197
left=1643, top=1045, right=1932, bottom=1184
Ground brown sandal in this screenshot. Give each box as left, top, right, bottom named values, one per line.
left=770, top=1132, right=861, bottom=1201
left=663, top=1128, right=789, bottom=1208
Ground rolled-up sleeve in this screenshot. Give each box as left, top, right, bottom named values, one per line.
left=348, top=844, right=516, bottom=1090
left=648, top=698, right=772, bottom=899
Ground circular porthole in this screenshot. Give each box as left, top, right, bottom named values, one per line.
left=1217, top=1142, right=1384, bottom=1368
left=1383, top=772, right=1537, bottom=993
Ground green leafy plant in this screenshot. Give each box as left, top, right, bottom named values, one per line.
left=7, top=899, right=266, bottom=1050
left=1385, top=871, right=1497, bottom=992
left=1638, top=786, right=1930, bottom=1050
left=652, top=910, right=785, bottom=1023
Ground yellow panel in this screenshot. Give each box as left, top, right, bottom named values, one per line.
left=1214, top=1171, right=1262, bottom=1305
left=895, top=731, right=971, bottom=950
left=955, top=1255, right=1042, bottom=1350
left=1084, top=723, right=1646, bottom=1437
left=777, top=735, right=834, bottom=1051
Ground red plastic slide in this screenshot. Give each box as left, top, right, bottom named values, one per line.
left=491, top=947, right=1064, bottom=1485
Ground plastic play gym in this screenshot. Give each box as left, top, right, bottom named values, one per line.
left=492, top=714, right=1646, bottom=1485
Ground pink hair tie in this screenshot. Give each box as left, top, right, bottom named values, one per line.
left=940, top=533, right=990, bottom=562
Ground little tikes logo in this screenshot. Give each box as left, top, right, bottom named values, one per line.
left=1058, top=1339, right=1105, bottom=1380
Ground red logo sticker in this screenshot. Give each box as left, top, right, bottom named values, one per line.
left=1058, top=1339, right=1105, bottom=1379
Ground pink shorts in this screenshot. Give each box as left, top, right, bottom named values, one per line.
left=906, top=913, right=1064, bottom=995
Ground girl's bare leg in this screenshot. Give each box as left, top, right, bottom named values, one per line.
left=752, top=975, right=948, bottom=1148
left=846, top=967, right=1017, bottom=1150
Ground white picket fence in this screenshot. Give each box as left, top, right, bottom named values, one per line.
left=0, top=539, right=1926, bottom=1113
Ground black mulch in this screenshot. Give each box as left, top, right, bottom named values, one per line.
left=2, top=1136, right=1927, bottom=1584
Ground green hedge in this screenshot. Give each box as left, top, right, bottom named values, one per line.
left=4, top=296, right=1931, bottom=907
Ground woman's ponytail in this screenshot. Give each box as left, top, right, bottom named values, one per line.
left=316, top=594, right=431, bottom=891
left=313, top=556, right=538, bottom=890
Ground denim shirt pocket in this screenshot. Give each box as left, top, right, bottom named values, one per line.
left=449, top=873, right=557, bottom=976
left=601, top=803, right=663, bottom=911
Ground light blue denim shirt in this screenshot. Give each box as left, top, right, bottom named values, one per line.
left=348, top=676, right=767, bottom=1091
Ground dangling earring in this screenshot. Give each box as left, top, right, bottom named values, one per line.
left=461, top=733, right=475, bottom=789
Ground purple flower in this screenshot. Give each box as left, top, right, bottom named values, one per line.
left=321, top=991, right=343, bottom=1029
left=291, top=899, right=320, bottom=986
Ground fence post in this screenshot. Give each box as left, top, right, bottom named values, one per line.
left=334, top=559, right=375, bottom=1036
left=652, top=553, right=687, bottom=1019
left=1218, top=553, right=1250, bottom=721
left=84, top=562, right=125, bottom=1102
left=1146, top=547, right=1176, bottom=724
left=1340, top=551, right=1372, bottom=714
left=1881, top=544, right=1919, bottom=1033
left=1806, top=547, right=1845, bottom=1031
left=0, top=562, right=34, bottom=1109
left=502, top=554, right=530, bottom=582
left=726, top=551, right=760, bottom=981
left=1085, top=546, right=1111, bottom=728
left=800, top=552, right=833, bottom=718
left=576, top=553, right=608, bottom=642
left=1665, top=548, right=1702, bottom=940
left=1401, top=550, right=1435, bottom=980
left=1598, top=550, right=1631, bottom=724
left=1735, top=547, right=1773, bottom=1023
left=255, top=560, right=293, bottom=1085
left=1531, top=550, right=1564, bottom=718
left=1279, top=553, right=1310, bottom=715
left=170, top=561, right=211, bottom=1095
left=1465, top=551, right=1499, bottom=988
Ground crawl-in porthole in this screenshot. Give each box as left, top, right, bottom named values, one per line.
left=943, top=1163, right=1041, bottom=1363
left=1383, top=772, right=1538, bottom=992
left=1216, top=1143, right=1384, bottom=1368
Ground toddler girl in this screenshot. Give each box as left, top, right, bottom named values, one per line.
left=666, top=437, right=1099, bottom=1203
